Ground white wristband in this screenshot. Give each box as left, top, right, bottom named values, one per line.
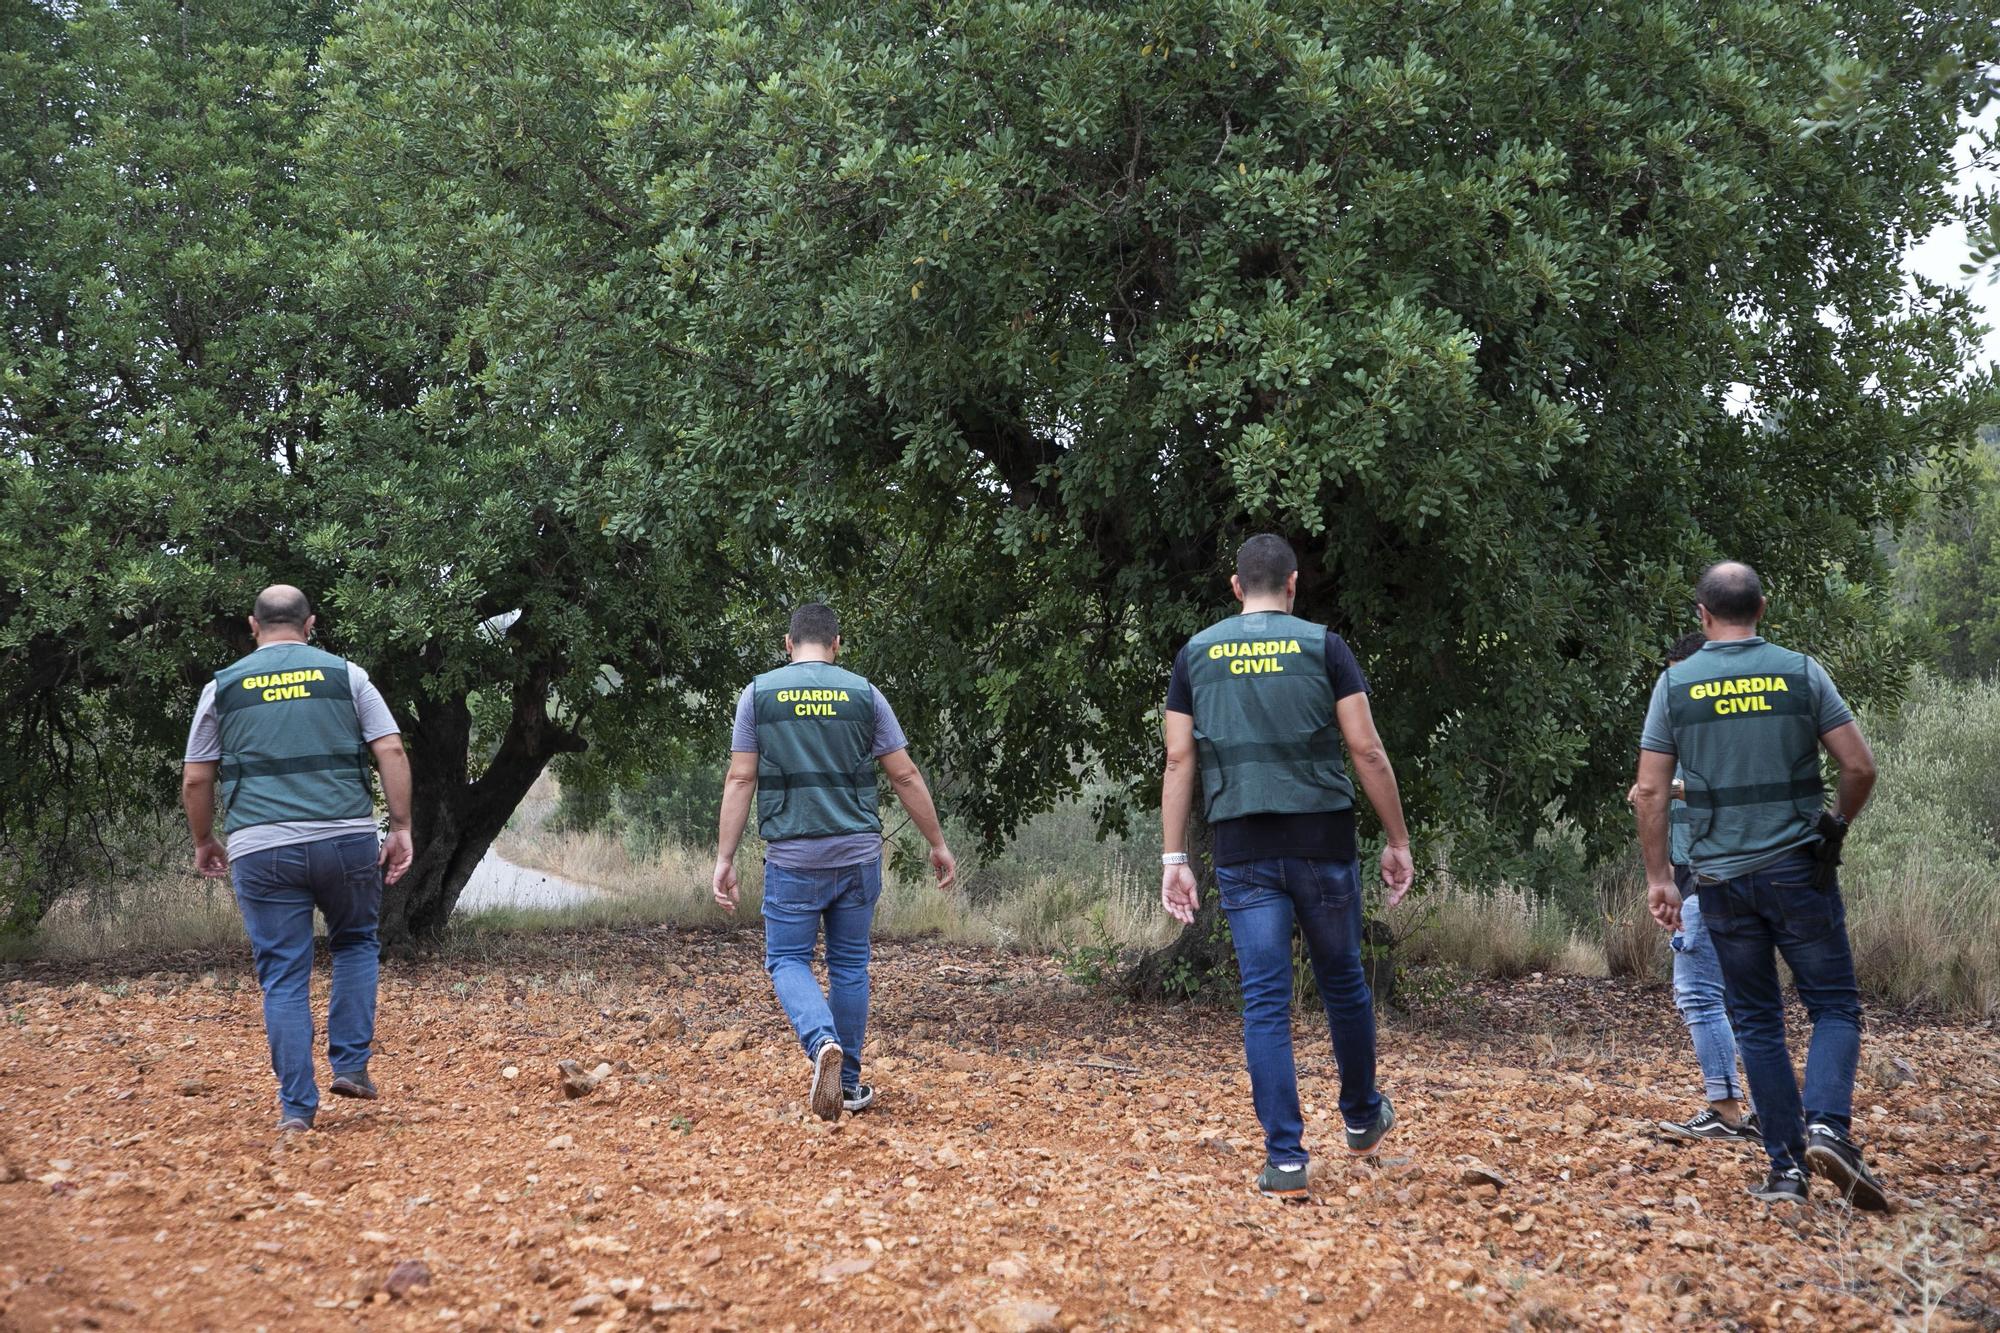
left=1160, top=852, right=1189, bottom=866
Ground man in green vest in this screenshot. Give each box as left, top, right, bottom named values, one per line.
left=1634, top=561, right=1885, bottom=1209
left=181, top=585, right=413, bottom=1133
left=1160, top=534, right=1415, bottom=1201
left=712, top=602, right=956, bottom=1121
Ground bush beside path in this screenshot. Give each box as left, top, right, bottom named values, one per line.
left=1, top=933, right=1996, bottom=1330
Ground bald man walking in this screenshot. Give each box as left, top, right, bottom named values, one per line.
left=182, top=587, right=414, bottom=1132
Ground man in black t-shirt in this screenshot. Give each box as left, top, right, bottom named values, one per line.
left=1161, top=535, right=1415, bottom=1202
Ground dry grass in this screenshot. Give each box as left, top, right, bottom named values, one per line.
left=5, top=871, right=247, bottom=960
left=486, top=816, right=1176, bottom=958
left=1386, top=878, right=1606, bottom=980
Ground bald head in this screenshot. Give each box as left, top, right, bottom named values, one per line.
left=250, top=585, right=313, bottom=642
left=1694, top=561, right=1764, bottom=628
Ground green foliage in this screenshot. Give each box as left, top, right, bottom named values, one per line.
left=4, top=0, right=1996, bottom=942
left=582, top=0, right=1994, bottom=866
left=1899, top=433, right=2000, bottom=682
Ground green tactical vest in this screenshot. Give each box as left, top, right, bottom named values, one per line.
left=213, top=643, right=374, bottom=834
left=752, top=661, right=881, bottom=842
left=1185, top=611, right=1356, bottom=823
left=1663, top=639, right=1825, bottom=875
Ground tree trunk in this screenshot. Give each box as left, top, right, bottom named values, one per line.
left=1125, top=814, right=1237, bottom=1001
left=379, top=674, right=584, bottom=951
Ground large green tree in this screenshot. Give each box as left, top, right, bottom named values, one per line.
left=1, top=0, right=737, bottom=943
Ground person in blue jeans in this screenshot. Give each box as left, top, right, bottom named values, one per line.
left=1159, top=535, right=1415, bottom=1202
left=1634, top=562, right=1887, bottom=1210
left=712, top=602, right=956, bottom=1120
left=1630, top=632, right=1758, bottom=1145
left=181, top=586, right=414, bottom=1133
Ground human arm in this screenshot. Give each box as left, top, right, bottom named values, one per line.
left=1634, top=747, right=1680, bottom=929
left=368, top=734, right=414, bottom=884
left=712, top=749, right=758, bottom=912
left=1819, top=722, right=1876, bottom=823
left=878, top=748, right=956, bottom=890
left=181, top=761, right=229, bottom=877
left=1334, top=692, right=1413, bottom=905
left=1159, top=709, right=1200, bottom=924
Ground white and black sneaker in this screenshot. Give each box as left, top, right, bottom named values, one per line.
left=842, top=1083, right=876, bottom=1113
left=1805, top=1122, right=1890, bottom=1212
left=809, top=1041, right=845, bottom=1122
left=1659, top=1108, right=1760, bottom=1144
left=1748, top=1165, right=1808, bottom=1204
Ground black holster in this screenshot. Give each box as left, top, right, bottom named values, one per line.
left=1810, top=811, right=1847, bottom=891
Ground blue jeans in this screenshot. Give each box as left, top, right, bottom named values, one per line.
left=231, top=833, right=383, bottom=1123
left=1670, top=882, right=1745, bottom=1103
left=762, top=858, right=881, bottom=1091
left=1215, top=857, right=1381, bottom=1166
left=1696, top=851, right=1861, bottom=1170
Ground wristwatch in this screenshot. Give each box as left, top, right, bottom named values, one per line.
left=1160, top=852, right=1189, bottom=866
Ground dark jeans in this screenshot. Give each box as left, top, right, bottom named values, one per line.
left=231, top=833, right=383, bottom=1123
left=1696, top=850, right=1861, bottom=1170
left=1215, top=856, right=1381, bottom=1166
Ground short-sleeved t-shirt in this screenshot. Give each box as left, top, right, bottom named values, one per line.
left=732, top=681, right=909, bottom=870
left=1638, top=636, right=1853, bottom=877
left=184, top=644, right=400, bottom=858
left=1166, top=630, right=1370, bottom=867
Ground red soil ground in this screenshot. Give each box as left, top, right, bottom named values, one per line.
left=2, top=929, right=1996, bottom=1331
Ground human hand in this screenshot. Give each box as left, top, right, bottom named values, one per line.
left=193, top=836, right=229, bottom=879
left=712, top=856, right=739, bottom=913
left=1380, top=842, right=1414, bottom=907
left=379, top=830, right=414, bottom=885
left=1647, top=875, right=1683, bottom=930
left=1161, top=862, right=1199, bottom=924
left=930, top=842, right=958, bottom=892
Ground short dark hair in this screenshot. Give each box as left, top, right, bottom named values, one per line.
left=1695, top=561, right=1764, bottom=623
left=1667, top=632, right=1706, bottom=665
left=788, top=602, right=840, bottom=647
left=252, top=585, right=312, bottom=629
left=1235, top=534, right=1297, bottom=596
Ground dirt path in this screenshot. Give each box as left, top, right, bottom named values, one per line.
left=1, top=931, right=1996, bottom=1331
left=453, top=852, right=600, bottom=915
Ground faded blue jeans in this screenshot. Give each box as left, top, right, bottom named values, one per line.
left=1215, top=857, right=1381, bottom=1167
left=762, top=858, right=881, bottom=1092
left=1670, top=871, right=1745, bottom=1103
left=1696, top=850, right=1861, bottom=1171
left=231, top=832, right=383, bottom=1124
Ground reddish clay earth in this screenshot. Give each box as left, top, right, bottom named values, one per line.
left=1, top=928, right=1997, bottom=1332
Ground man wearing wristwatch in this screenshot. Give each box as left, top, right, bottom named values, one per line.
left=1632, top=561, right=1885, bottom=1210
left=1159, top=534, right=1414, bottom=1202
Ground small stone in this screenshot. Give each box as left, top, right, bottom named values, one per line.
left=702, top=1028, right=747, bottom=1055
left=974, top=1299, right=1063, bottom=1333
left=1565, top=1102, right=1599, bottom=1130
left=545, top=1134, right=575, bottom=1151
left=817, top=1257, right=875, bottom=1282
left=569, top=1294, right=608, bottom=1315
left=1670, top=1230, right=1716, bottom=1253
left=646, top=1013, right=686, bottom=1041
left=360, top=1231, right=394, bottom=1245
left=1459, top=1163, right=1507, bottom=1189
left=502, top=1066, right=519, bottom=1081
left=176, top=1078, right=209, bottom=1097
left=986, top=1257, right=1028, bottom=1280
left=557, top=1061, right=612, bottom=1099
left=382, top=1259, right=432, bottom=1299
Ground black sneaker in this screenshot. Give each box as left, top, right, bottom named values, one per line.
left=809, top=1041, right=844, bottom=1122
left=1659, top=1108, right=1758, bottom=1143
left=1805, top=1122, right=1890, bottom=1212
left=1256, top=1162, right=1310, bottom=1202
left=842, top=1084, right=875, bottom=1113
left=1748, top=1165, right=1808, bottom=1204
left=1346, top=1094, right=1395, bottom=1155
left=330, top=1071, right=378, bottom=1101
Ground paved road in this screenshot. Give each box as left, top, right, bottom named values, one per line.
left=453, top=849, right=599, bottom=914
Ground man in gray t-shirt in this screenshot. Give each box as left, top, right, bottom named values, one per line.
left=182, top=586, right=413, bottom=1133
left=712, top=602, right=955, bottom=1121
